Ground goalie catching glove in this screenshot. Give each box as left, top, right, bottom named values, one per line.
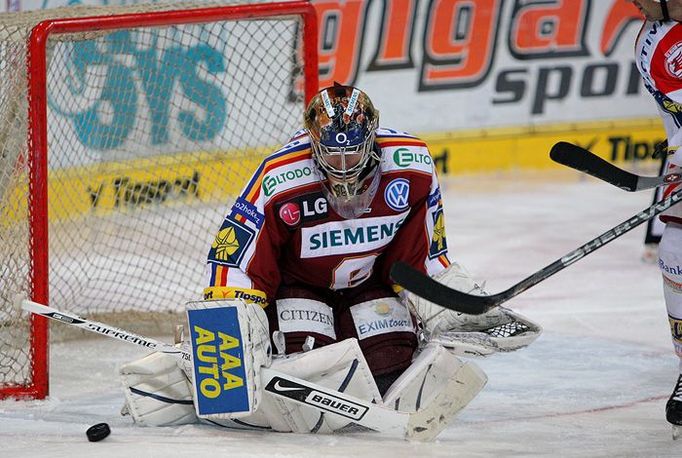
left=405, top=262, right=542, bottom=356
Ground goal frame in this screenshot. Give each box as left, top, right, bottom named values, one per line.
left=2, top=1, right=318, bottom=400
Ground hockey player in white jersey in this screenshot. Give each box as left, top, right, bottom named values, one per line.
left=631, top=0, right=682, bottom=435
left=117, top=84, right=541, bottom=440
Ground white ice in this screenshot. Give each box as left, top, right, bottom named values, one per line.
left=2, top=168, right=680, bottom=457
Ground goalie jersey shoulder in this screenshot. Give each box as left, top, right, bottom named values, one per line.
left=234, top=127, right=435, bottom=215
left=376, top=127, right=434, bottom=175
left=237, top=134, right=317, bottom=208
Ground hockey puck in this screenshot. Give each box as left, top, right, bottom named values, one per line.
left=86, top=422, right=110, bottom=442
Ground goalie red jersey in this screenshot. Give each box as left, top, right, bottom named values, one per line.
left=204, top=128, right=450, bottom=304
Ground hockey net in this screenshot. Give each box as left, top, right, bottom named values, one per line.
left=0, top=0, right=318, bottom=399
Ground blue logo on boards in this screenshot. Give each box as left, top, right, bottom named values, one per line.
left=188, top=306, right=249, bottom=416
left=384, top=178, right=410, bottom=211
left=49, top=29, right=227, bottom=150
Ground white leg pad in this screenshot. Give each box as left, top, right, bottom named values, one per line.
left=184, top=299, right=272, bottom=420
left=383, top=343, right=487, bottom=440
left=120, top=338, right=381, bottom=433
left=258, top=338, right=382, bottom=434
left=120, top=351, right=197, bottom=427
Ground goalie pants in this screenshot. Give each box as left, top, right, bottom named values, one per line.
left=265, top=280, right=418, bottom=377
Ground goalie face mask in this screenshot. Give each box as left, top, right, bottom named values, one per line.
left=304, top=84, right=381, bottom=218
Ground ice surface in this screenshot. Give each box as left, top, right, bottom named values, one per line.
left=2, top=169, right=680, bottom=457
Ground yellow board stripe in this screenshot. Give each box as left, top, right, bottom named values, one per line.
left=421, top=117, right=666, bottom=173
left=1, top=118, right=667, bottom=225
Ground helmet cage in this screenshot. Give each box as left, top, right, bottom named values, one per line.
left=310, top=117, right=379, bottom=182
left=304, top=85, right=380, bottom=200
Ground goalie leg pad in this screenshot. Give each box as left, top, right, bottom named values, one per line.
left=382, top=343, right=486, bottom=412
left=268, top=295, right=337, bottom=353
left=120, top=351, right=197, bottom=427
left=259, top=338, right=382, bottom=434
left=185, top=299, right=271, bottom=420
left=382, top=343, right=487, bottom=441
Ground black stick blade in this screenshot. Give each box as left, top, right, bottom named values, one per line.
left=390, top=262, right=494, bottom=314
left=550, top=142, right=638, bottom=191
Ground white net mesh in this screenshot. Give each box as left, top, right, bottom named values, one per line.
left=0, top=1, right=312, bottom=395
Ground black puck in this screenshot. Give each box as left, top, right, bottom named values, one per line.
left=86, top=422, right=110, bottom=442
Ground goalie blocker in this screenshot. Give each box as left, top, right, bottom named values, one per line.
left=119, top=299, right=487, bottom=440
left=120, top=299, right=271, bottom=425
left=185, top=300, right=271, bottom=419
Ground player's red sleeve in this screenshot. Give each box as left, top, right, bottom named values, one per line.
left=204, top=159, right=290, bottom=305
left=379, top=165, right=450, bottom=284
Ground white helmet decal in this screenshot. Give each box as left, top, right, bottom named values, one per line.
left=321, top=90, right=335, bottom=118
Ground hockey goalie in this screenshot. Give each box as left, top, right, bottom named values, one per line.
left=119, top=84, right=541, bottom=440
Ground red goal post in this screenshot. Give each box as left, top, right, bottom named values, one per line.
left=0, top=1, right=318, bottom=399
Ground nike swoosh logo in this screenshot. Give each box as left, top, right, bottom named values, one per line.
left=273, top=380, right=304, bottom=392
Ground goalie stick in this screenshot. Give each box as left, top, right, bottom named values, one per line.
left=390, top=187, right=682, bottom=314
left=20, top=298, right=474, bottom=441
left=20, top=298, right=188, bottom=358
left=550, top=141, right=682, bottom=192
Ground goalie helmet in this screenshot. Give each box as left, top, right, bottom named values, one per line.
left=304, top=84, right=381, bottom=218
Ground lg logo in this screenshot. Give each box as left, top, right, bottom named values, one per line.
left=303, top=197, right=327, bottom=217
left=279, top=202, right=301, bottom=226
left=279, top=195, right=329, bottom=227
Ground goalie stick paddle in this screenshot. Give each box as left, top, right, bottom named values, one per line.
left=391, top=187, right=682, bottom=313
left=20, top=298, right=464, bottom=441
left=550, top=141, right=682, bottom=192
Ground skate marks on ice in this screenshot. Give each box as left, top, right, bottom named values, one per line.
left=1, top=173, right=681, bottom=456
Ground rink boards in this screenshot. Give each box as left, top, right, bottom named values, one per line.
left=1, top=115, right=665, bottom=225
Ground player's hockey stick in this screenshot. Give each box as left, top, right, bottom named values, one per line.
left=391, top=187, right=682, bottom=314
left=21, top=298, right=478, bottom=441
left=550, top=141, right=682, bottom=192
